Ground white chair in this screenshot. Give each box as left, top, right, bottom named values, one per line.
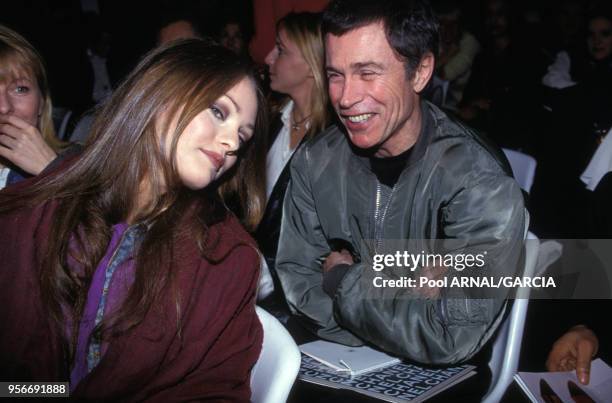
left=52, top=107, right=73, bottom=141
left=502, top=148, right=537, bottom=193
left=251, top=306, right=301, bottom=403
left=482, top=232, right=540, bottom=403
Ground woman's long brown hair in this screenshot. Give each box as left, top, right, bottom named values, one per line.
left=0, top=39, right=267, bottom=357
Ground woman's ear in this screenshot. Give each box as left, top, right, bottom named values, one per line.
left=412, top=52, right=435, bottom=93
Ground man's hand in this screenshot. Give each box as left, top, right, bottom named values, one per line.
left=323, top=249, right=354, bottom=273
left=0, top=114, right=57, bottom=175
left=415, top=265, right=447, bottom=298
left=546, top=325, right=599, bottom=385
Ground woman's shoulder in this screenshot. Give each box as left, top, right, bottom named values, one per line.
left=202, top=212, right=260, bottom=264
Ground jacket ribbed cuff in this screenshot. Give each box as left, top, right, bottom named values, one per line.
left=322, top=264, right=351, bottom=297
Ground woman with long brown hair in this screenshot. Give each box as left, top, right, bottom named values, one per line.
left=0, top=25, right=70, bottom=188
left=0, top=39, right=266, bottom=400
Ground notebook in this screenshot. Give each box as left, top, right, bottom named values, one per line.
left=299, top=354, right=476, bottom=402
left=299, top=340, right=402, bottom=376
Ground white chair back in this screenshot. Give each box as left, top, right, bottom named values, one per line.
left=251, top=306, right=301, bottom=403
left=502, top=148, right=537, bottom=193
left=482, top=232, right=540, bottom=403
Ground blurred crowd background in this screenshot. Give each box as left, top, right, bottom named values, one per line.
left=2, top=0, right=611, bottom=239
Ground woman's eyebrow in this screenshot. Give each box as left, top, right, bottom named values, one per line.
left=225, top=94, right=241, bottom=113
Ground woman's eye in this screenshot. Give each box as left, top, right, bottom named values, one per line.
left=14, top=85, right=30, bottom=94
left=238, top=132, right=250, bottom=148
left=210, top=105, right=226, bottom=121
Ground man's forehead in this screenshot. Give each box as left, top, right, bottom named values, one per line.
left=324, top=22, right=401, bottom=69
left=324, top=21, right=386, bottom=47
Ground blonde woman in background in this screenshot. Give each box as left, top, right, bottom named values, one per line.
left=256, top=12, right=331, bottom=319
left=0, top=25, right=68, bottom=189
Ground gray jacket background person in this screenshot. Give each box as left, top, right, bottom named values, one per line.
left=275, top=0, right=526, bottom=365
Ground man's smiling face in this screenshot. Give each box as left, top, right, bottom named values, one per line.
left=325, top=22, right=424, bottom=157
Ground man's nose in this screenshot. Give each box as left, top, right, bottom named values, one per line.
left=593, top=34, right=603, bottom=45
left=0, top=91, right=13, bottom=115
left=338, top=78, right=362, bottom=109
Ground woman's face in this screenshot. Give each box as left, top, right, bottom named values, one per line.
left=588, top=17, right=612, bottom=61
left=0, top=69, right=42, bottom=127
left=264, top=27, right=312, bottom=95
left=173, top=77, right=258, bottom=190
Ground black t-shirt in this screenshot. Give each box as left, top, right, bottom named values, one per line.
left=369, top=147, right=413, bottom=188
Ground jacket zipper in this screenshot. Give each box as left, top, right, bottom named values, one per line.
left=374, top=181, right=397, bottom=253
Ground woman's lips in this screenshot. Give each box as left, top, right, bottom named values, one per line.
left=200, top=149, right=224, bottom=171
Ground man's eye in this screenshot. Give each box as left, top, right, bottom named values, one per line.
left=360, top=71, right=376, bottom=78
left=210, top=105, right=226, bottom=121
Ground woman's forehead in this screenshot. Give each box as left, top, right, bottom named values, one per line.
left=0, top=56, right=36, bottom=85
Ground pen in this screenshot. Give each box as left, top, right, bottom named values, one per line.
left=339, top=359, right=352, bottom=373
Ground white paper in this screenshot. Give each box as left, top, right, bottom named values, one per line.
left=515, top=358, right=612, bottom=403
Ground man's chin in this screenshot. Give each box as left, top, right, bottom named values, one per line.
left=347, top=132, right=379, bottom=150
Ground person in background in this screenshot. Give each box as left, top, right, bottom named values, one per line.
left=547, top=325, right=599, bottom=385
left=83, top=12, right=113, bottom=105
left=256, top=12, right=331, bottom=319
left=70, top=14, right=204, bottom=146
left=542, top=8, right=611, bottom=91
left=218, top=17, right=250, bottom=57
left=530, top=8, right=612, bottom=238
left=459, top=0, right=546, bottom=153
left=0, top=39, right=266, bottom=400
left=157, top=16, right=201, bottom=45
left=0, top=25, right=70, bottom=189
left=249, top=0, right=330, bottom=65
left=433, top=0, right=480, bottom=109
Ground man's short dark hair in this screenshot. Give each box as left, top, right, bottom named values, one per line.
left=322, top=0, right=439, bottom=76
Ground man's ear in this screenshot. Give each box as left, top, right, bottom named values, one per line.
left=412, top=52, right=435, bottom=93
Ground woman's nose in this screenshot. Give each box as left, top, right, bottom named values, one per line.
left=219, top=127, right=239, bottom=152
left=0, top=90, right=14, bottom=115
left=264, top=48, right=277, bottom=67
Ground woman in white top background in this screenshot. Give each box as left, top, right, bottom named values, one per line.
left=255, top=12, right=332, bottom=319
left=542, top=8, right=611, bottom=90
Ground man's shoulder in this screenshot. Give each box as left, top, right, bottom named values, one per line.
left=303, top=124, right=348, bottom=153
left=425, top=103, right=512, bottom=177
left=292, top=124, right=351, bottom=169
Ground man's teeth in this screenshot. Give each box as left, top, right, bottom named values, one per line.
left=347, top=113, right=373, bottom=123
